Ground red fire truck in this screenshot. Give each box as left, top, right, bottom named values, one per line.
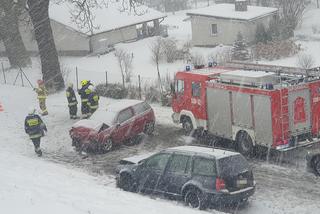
left=171, top=64, right=320, bottom=155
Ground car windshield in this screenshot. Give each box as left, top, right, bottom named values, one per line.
left=218, top=155, right=249, bottom=177
left=90, top=108, right=118, bottom=126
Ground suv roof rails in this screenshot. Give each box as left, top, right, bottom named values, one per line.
left=188, top=143, right=237, bottom=153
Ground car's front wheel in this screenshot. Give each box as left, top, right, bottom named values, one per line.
left=182, top=117, right=193, bottom=136
left=144, top=121, right=155, bottom=135
left=72, top=138, right=81, bottom=151
left=100, top=138, right=113, bottom=153
left=184, top=189, right=207, bottom=210
left=119, top=173, right=136, bottom=192
left=312, top=155, right=320, bottom=175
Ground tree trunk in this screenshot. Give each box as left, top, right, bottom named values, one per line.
left=27, top=0, right=64, bottom=92
left=0, top=1, right=31, bottom=68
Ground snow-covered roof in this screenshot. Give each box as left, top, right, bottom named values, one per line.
left=107, top=99, right=144, bottom=112
left=186, top=3, right=278, bottom=21
left=166, top=146, right=239, bottom=159
left=49, top=1, right=166, bottom=35
left=72, top=119, right=103, bottom=130
left=121, top=152, right=156, bottom=164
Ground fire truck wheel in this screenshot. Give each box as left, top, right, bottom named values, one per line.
left=182, top=117, right=193, bottom=135
left=236, top=131, right=253, bottom=156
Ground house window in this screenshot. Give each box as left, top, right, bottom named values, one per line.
left=211, top=24, right=218, bottom=36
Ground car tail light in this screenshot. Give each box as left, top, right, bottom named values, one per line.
left=216, top=177, right=226, bottom=192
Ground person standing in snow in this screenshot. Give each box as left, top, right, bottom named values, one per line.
left=34, top=79, right=48, bottom=116
left=24, top=108, right=47, bottom=157
left=66, top=83, right=78, bottom=119
left=87, top=85, right=99, bottom=117
left=78, top=80, right=92, bottom=119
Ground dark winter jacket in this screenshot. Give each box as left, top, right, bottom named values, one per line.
left=66, top=87, right=78, bottom=106
left=24, top=114, right=47, bottom=139
left=78, top=83, right=92, bottom=102
left=88, top=91, right=99, bottom=110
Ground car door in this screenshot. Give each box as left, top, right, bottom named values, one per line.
left=132, top=103, right=147, bottom=134
left=157, top=153, right=192, bottom=195
left=112, top=108, right=135, bottom=143
left=135, top=153, right=171, bottom=193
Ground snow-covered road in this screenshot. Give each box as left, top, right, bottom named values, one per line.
left=1, top=84, right=320, bottom=214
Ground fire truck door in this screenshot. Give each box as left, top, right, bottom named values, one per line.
left=174, top=79, right=186, bottom=111
left=288, top=88, right=311, bottom=136
left=190, top=81, right=203, bottom=116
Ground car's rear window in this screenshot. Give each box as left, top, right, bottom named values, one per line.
left=218, top=155, right=249, bottom=177
left=133, top=102, right=151, bottom=114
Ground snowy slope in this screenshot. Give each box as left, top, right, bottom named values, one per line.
left=0, top=84, right=216, bottom=214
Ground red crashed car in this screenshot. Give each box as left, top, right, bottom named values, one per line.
left=69, top=99, right=155, bottom=153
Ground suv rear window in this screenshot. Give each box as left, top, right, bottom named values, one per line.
left=218, top=155, right=249, bottom=177
left=192, top=157, right=216, bottom=176
left=133, top=102, right=151, bottom=114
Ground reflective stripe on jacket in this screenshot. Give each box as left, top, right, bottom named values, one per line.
left=66, top=87, right=78, bottom=106
left=35, top=86, right=47, bottom=99
left=88, top=92, right=99, bottom=110
left=24, top=114, right=45, bottom=139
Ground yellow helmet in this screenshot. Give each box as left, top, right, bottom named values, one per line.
left=81, top=80, right=88, bottom=86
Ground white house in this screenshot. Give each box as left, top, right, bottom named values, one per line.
left=0, top=1, right=167, bottom=56
left=186, top=1, right=278, bottom=46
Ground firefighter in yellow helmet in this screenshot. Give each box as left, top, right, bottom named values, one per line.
left=87, top=85, right=99, bottom=116
left=34, top=79, right=48, bottom=116
left=78, top=80, right=92, bottom=118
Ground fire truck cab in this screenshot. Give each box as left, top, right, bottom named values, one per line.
left=172, top=65, right=320, bottom=155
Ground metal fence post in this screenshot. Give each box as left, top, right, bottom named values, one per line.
left=1, top=62, right=6, bottom=84
left=105, top=71, right=108, bottom=87
left=76, top=67, right=79, bottom=90
left=138, top=75, right=141, bottom=100
left=20, top=70, right=24, bottom=86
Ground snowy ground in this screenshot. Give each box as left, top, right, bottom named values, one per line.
left=1, top=4, right=320, bottom=214
left=1, top=83, right=320, bottom=214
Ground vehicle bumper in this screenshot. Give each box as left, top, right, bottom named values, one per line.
left=276, top=139, right=319, bottom=152
left=208, top=186, right=255, bottom=204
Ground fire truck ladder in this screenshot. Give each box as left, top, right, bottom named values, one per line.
left=280, top=89, right=290, bottom=141
left=225, top=61, right=320, bottom=77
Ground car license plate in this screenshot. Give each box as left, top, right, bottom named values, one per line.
left=237, top=179, right=248, bottom=186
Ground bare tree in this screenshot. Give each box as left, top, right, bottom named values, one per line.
left=297, top=53, right=315, bottom=69
left=114, top=49, right=133, bottom=87
left=0, top=0, right=31, bottom=68
left=191, top=53, right=205, bottom=67
left=162, top=38, right=178, bottom=63
left=27, top=0, right=65, bottom=92
left=150, top=37, right=163, bottom=93
left=277, top=0, right=309, bottom=37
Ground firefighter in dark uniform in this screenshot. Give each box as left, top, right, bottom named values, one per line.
left=78, top=80, right=92, bottom=118
left=24, top=108, right=47, bottom=156
left=66, top=83, right=78, bottom=119
left=87, top=85, right=99, bottom=116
